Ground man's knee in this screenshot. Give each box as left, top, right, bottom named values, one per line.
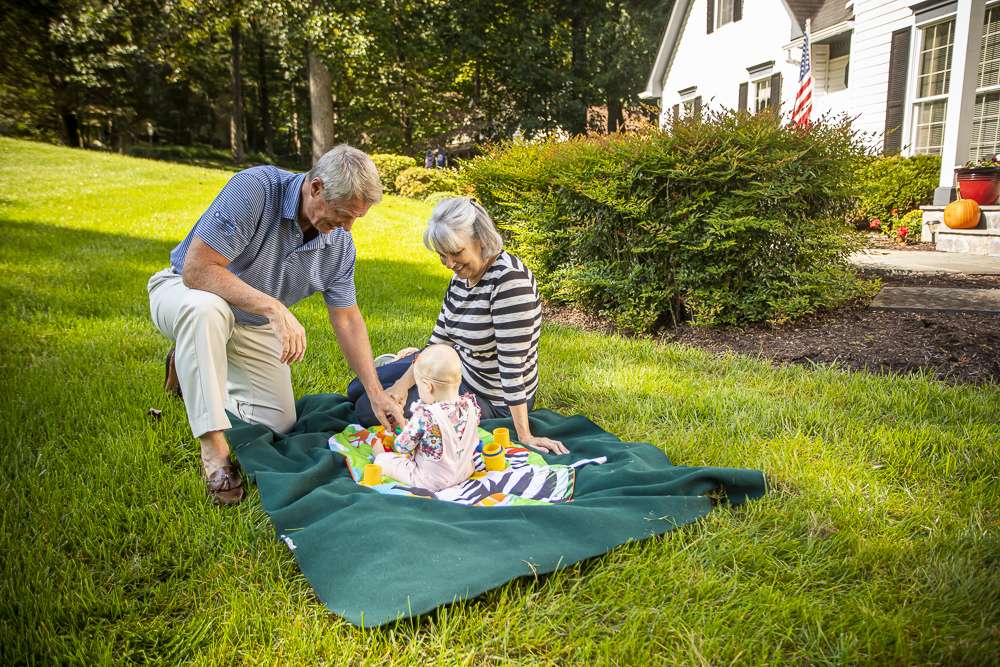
left=266, top=411, right=297, bottom=435
left=176, top=290, right=233, bottom=329
left=238, top=402, right=296, bottom=434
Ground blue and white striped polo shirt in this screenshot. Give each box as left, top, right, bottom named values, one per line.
left=169, top=166, right=356, bottom=325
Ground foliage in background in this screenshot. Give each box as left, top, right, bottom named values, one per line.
left=868, top=209, right=923, bottom=243
left=854, top=154, right=940, bottom=224
left=424, top=191, right=464, bottom=206
left=464, top=112, right=874, bottom=331
left=370, top=153, right=417, bottom=194
left=395, top=167, right=461, bottom=199
left=0, top=0, right=672, bottom=160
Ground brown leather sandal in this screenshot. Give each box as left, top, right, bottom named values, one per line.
left=164, top=347, right=182, bottom=398
left=205, top=465, right=244, bottom=506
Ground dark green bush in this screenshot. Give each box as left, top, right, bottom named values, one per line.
left=462, top=110, right=874, bottom=331
left=371, top=153, right=417, bottom=194
left=854, top=154, right=939, bottom=224
left=395, top=166, right=460, bottom=199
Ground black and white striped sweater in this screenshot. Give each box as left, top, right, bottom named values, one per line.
left=429, top=251, right=541, bottom=407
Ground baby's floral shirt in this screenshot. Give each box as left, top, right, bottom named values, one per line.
left=396, top=393, right=481, bottom=461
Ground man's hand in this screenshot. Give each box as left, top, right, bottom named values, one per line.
left=385, top=381, right=409, bottom=409
left=267, top=301, right=307, bottom=364
left=370, top=389, right=405, bottom=431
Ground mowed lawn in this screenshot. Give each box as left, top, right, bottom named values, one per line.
left=1, top=136, right=998, bottom=665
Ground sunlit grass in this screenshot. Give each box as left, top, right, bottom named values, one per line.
left=1, top=137, right=998, bottom=664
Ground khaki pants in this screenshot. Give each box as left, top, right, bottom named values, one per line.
left=147, top=269, right=296, bottom=438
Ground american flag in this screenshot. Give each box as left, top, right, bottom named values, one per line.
left=792, top=22, right=813, bottom=126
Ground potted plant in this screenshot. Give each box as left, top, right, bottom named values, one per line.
left=955, top=156, right=1000, bottom=205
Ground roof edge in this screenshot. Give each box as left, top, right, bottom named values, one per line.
left=640, top=0, right=692, bottom=99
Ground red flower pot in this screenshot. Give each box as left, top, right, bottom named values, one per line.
left=956, top=168, right=1000, bottom=205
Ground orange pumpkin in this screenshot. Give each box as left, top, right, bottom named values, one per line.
left=944, top=198, right=981, bottom=229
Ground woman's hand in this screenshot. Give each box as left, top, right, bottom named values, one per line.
left=519, top=434, right=568, bottom=455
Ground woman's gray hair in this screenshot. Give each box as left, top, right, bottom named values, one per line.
left=308, top=144, right=383, bottom=204
left=424, top=197, right=504, bottom=260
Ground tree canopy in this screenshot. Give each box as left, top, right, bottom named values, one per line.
left=1, top=0, right=672, bottom=164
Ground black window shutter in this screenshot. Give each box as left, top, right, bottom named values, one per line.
left=694, top=96, right=702, bottom=119
left=734, top=0, right=743, bottom=22
left=884, top=28, right=911, bottom=155
left=707, top=0, right=715, bottom=34
left=673, top=103, right=680, bottom=123
left=738, top=82, right=748, bottom=111
left=769, top=73, right=782, bottom=112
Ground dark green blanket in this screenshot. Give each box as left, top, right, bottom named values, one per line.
left=228, top=394, right=767, bottom=627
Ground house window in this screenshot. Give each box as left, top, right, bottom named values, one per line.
left=754, top=77, right=771, bottom=112
left=972, top=5, right=1000, bottom=160
left=828, top=56, right=850, bottom=92
left=912, top=19, right=955, bottom=154
left=717, top=0, right=736, bottom=29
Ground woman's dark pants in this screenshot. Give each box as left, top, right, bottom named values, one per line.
left=347, top=357, right=533, bottom=426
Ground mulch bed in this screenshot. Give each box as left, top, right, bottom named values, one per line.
left=545, top=270, right=1000, bottom=386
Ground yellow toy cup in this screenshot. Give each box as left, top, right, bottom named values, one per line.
left=493, top=427, right=511, bottom=448
left=483, top=442, right=507, bottom=471
left=362, top=463, right=382, bottom=485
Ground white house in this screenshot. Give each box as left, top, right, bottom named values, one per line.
left=641, top=0, right=999, bottom=204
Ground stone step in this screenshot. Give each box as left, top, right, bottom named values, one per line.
left=850, top=250, right=1000, bottom=274
left=920, top=205, right=1000, bottom=255
left=870, top=286, right=1000, bottom=314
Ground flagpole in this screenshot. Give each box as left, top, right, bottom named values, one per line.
left=805, top=18, right=811, bottom=62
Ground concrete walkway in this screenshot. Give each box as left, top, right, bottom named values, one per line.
left=871, top=287, right=1000, bottom=314
left=850, top=250, right=1000, bottom=275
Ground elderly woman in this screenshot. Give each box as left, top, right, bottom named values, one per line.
left=347, top=197, right=567, bottom=454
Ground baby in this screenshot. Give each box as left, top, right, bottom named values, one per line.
left=371, top=344, right=481, bottom=492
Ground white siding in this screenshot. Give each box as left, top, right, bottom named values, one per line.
left=849, top=1, right=915, bottom=150
left=654, top=0, right=924, bottom=153
left=658, top=0, right=798, bottom=118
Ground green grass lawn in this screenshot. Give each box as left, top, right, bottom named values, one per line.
left=1, top=136, right=998, bottom=665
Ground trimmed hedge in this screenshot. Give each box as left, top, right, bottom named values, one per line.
left=370, top=153, right=417, bottom=194
left=854, top=154, right=939, bottom=224
left=462, top=110, right=874, bottom=331
left=424, top=191, right=463, bottom=206
left=395, top=167, right=460, bottom=199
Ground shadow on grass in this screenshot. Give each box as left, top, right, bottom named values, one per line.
left=0, top=217, right=451, bottom=338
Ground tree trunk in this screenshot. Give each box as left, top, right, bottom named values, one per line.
left=607, top=96, right=623, bottom=133
left=60, top=111, right=81, bottom=148
left=290, top=84, right=303, bottom=163
left=569, top=11, right=588, bottom=135
left=229, top=21, right=246, bottom=163
left=254, top=23, right=273, bottom=157
left=308, top=48, right=336, bottom=164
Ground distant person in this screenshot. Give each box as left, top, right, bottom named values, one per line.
left=431, top=148, right=440, bottom=169
left=147, top=144, right=404, bottom=505
left=424, top=150, right=434, bottom=169
left=436, top=148, right=447, bottom=169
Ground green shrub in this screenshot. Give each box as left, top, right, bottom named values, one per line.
left=397, top=167, right=460, bottom=199
left=871, top=209, right=923, bottom=243
left=370, top=153, right=417, bottom=194
left=854, top=154, right=939, bottom=224
left=462, top=110, right=874, bottom=331
left=424, top=191, right=463, bottom=206
left=395, top=167, right=460, bottom=199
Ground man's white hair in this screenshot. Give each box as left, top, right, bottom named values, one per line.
left=424, top=197, right=504, bottom=260
left=308, top=144, right=383, bottom=204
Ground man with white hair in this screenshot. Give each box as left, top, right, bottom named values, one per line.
left=148, top=144, right=404, bottom=505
